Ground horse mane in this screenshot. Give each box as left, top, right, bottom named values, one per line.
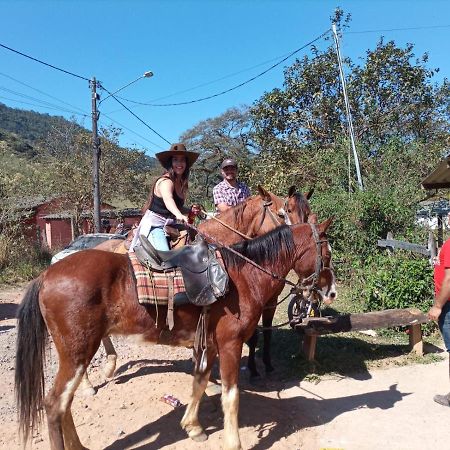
left=231, top=200, right=247, bottom=229
left=220, top=225, right=294, bottom=269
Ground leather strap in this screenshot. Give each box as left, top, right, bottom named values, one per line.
left=167, top=273, right=175, bottom=330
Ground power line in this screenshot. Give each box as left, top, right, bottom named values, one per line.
left=0, top=87, right=89, bottom=117
left=0, top=95, right=88, bottom=116
left=115, top=29, right=331, bottom=108
left=345, top=24, right=450, bottom=34
left=99, top=84, right=171, bottom=145
left=0, top=43, right=90, bottom=81
left=0, top=72, right=89, bottom=115
left=118, top=47, right=322, bottom=105
left=100, top=112, right=165, bottom=150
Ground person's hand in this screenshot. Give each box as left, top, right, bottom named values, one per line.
left=191, top=204, right=202, bottom=216
left=428, top=305, right=442, bottom=321
left=175, top=214, right=189, bottom=223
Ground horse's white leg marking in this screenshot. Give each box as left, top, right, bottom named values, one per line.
left=78, top=370, right=96, bottom=397
left=222, top=384, right=242, bottom=450
left=102, top=336, right=117, bottom=378
left=59, top=366, right=84, bottom=413
left=181, top=370, right=210, bottom=442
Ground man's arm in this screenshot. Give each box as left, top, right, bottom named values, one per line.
left=429, top=267, right=450, bottom=320
left=213, top=184, right=230, bottom=213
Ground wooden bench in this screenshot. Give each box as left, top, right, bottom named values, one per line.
left=295, top=308, right=430, bottom=361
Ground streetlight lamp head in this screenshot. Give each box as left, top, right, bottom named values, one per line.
left=143, top=71, right=154, bottom=78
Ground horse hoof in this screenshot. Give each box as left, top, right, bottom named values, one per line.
left=103, top=364, right=116, bottom=379
left=189, top=430, right=208, bottom=442
left=80, top=386, right=96, bottom=397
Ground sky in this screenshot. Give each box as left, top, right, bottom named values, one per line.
left=1, top=0, right=449, bottom=157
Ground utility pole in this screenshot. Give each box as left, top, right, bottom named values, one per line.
left=90, top=77, right=101, bottom=232
left=332, top=22, right=364, bottom=191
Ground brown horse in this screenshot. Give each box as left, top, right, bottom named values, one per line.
left=79, top=185, right=315, bottom=391
left=15, top=219, right=335, bottom=450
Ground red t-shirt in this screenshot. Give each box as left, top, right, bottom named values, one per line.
left=434, top=238, right=450, bottom=300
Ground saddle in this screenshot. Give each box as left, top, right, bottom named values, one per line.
left=134, top=234, right=229, bottom=306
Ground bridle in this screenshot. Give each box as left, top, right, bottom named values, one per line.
left=297, top=222, right=329, bottom=302
left=209, top=197, right=291, bottom=240
left=251, top=198, right=292, bottom=236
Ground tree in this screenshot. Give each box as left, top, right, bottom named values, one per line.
left=35, top=121, right=155, bottom=234
left=180, top=107, right=254, bottom=205
left=250, top=12, right=449, bottom=196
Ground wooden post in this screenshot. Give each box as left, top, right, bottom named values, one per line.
left=408, top=324, right=423, bottom=356
left=302, top=335, right=317, bottom=361
left=437, top=214, right=443, bottom=247
left=428, top=231, right=437, bottom=265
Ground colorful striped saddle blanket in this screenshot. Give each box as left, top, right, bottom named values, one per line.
left=129, top=252, right=186, bottom=305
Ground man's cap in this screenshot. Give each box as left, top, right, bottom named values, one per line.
left=221, top=158, right=238, bottom=169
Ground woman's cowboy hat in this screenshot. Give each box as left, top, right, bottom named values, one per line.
left=155, top=143, right=199, bottom=169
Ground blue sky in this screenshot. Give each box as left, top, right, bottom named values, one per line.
left=1, top=0, right=449, bottom=157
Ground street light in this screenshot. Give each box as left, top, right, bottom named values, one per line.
left=99, top=71, right=153, bottom=104
left=91, top=70, right=153, bottom=232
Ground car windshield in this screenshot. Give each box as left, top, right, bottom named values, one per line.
left=67, top=236, right=109, bottom=250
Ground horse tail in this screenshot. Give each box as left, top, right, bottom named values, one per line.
left=15, top=277, right=48, bottom=444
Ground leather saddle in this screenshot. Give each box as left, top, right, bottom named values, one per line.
left=134, top=234, right=229, bottom=306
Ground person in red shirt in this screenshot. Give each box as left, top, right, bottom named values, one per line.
left=428, top=238, right=450, bottom=407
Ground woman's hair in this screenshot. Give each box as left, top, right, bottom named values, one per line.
left=142, top=156, right=190, bottom=212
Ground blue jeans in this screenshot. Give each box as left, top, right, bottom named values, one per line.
left=147, top=226, right=170, bottom=251
left=438, top=301, right=450, bottom=352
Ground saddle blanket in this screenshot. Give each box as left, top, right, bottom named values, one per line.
left=129, top=252, right=186, bottom=305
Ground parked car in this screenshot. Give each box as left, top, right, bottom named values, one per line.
left=50, top=233, right=126, bottom=264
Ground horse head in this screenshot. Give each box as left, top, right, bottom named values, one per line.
left=284, top=185, right=313, bottom=224
left=292, top=217, right=337, bottom=305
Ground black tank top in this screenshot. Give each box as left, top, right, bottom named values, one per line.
left=149, top=177, right=185, bottom=219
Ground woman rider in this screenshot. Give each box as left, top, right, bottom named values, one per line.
left=130, top=143, right=199, bottom=251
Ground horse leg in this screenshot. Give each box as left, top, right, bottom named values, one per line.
left=219, top=340, right=243, bottom=450
left=181, top=347, right=216, bottom=442
left=78, top=370, right=96, bottom=397
left=78, top=336, right=116, bottom=396
left=246, top=329, right=260, bottom=379
left=262, top=297, right=276, bottom=374
left=44, top=362, right=87, bottom=450
left=101, top=336, right=117, bottom=378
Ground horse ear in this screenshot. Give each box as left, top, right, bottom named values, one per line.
left=288, top=185, right=296, bottom=198
left=257, top=185, right=271, bottom=202
left=319, top=216, right=334, bottom=232
left=304, top=188, right=314, bottom=200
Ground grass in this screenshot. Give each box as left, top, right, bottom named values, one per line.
left=248, top=272, right=445, bottom=383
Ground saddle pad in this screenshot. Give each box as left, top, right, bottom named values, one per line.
left=129, top=253, right=186, bottom=305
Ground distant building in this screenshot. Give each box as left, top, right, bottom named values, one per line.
left=9, top=196, right=142, bottom=250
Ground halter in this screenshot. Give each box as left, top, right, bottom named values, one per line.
left=252, top=199, right=291, bottom=236
left=296, top=222, right=328, bottom=302
left=209, top=197, right=290, bottom=240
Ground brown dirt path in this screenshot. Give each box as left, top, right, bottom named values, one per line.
left=1, top=284, right=448, bottom=450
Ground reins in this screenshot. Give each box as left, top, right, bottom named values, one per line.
left=209, top=215, right=252, bottom=240
left=186, top=222, right=298, bottom=288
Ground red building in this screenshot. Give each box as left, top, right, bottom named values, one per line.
left=17, top=197, right=142, bottom=250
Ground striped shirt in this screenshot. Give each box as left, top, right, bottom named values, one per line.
left=213, top=179, right=251, bottom=208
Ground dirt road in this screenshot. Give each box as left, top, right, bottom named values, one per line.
left=1, top=284, right=448, bottom=450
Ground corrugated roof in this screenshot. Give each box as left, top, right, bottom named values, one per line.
left=421, top=157, right=450, bottom=189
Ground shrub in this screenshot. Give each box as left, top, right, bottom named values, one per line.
left=361, top=252, right=433, bottom=313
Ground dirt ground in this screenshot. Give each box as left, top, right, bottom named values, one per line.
left=1, top=283, right=449, bottom=450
